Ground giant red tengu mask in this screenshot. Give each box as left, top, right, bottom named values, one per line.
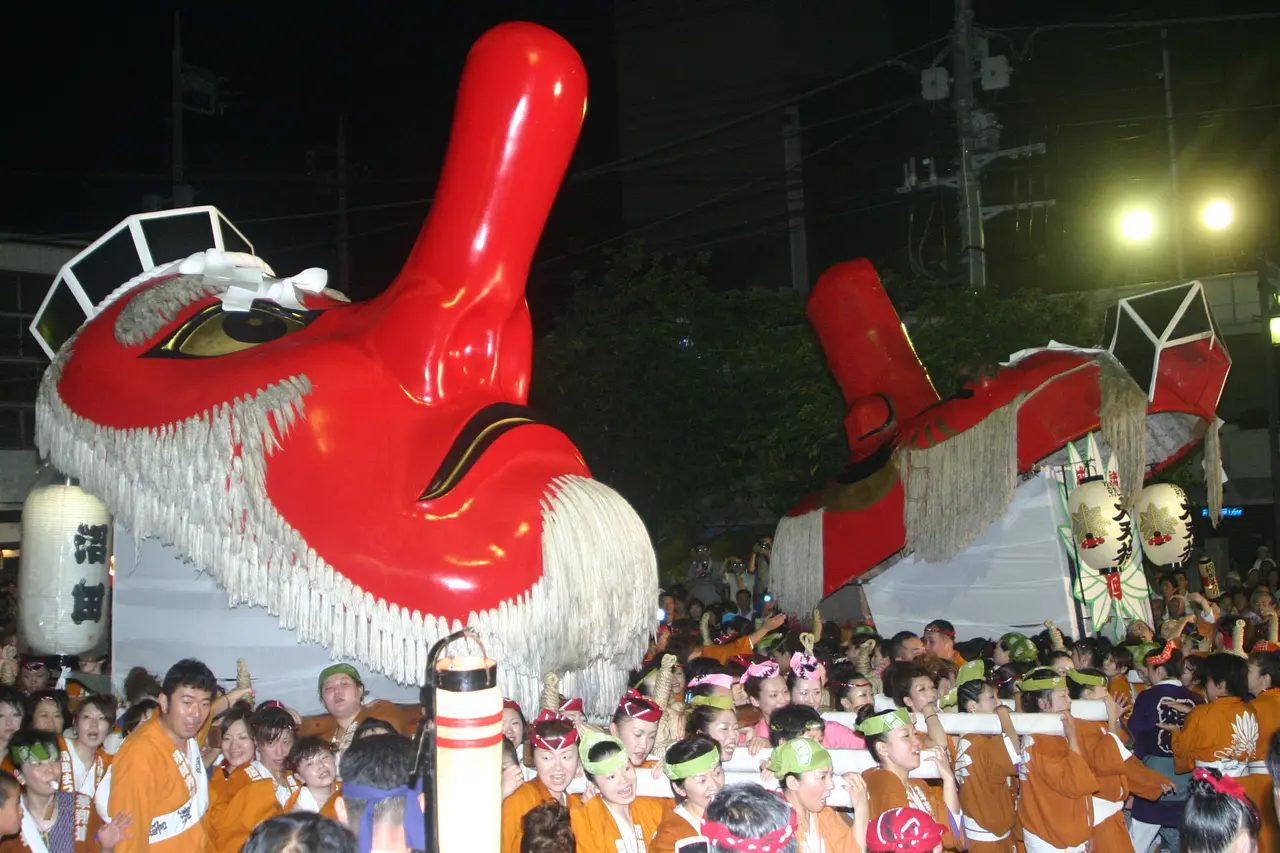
left=31, top=23, right=657, bottom=714
left=770, top=260, right=1230, bottom=612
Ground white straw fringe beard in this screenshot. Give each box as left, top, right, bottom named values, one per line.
left=36, top=333, right=658, bottom=718
left=770, top=510, right=824, bottom=615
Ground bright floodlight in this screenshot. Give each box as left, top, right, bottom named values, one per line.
left=1203, top=200, right=1234, bottom=230
left=1120, top=210, right=1155, bottom=241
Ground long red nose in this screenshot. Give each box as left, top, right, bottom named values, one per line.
left=371, top=22, right=588, bottom=404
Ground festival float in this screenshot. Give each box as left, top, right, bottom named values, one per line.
left=25, top=22, right=657, bottom=716
left=771, top=260, right=1230, bottom=639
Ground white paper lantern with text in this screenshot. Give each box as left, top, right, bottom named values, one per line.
left=1067, top=477, right=1134, bottom=571
left=18, top=469, right=112, bottom=657
left=1134, top=483, right=1194, bottom=567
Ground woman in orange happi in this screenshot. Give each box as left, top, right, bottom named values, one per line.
left=1245, top=650, right=1280, bottom=849
left=281, top=737, right=339, bottom=818
left=501, top=712, right=581, bottom=853
left=1014, top=669, right=1098, bottom=853
left=208, top=705, right=300, bottom=853
left=1170, top=653, right=1258, bottom=782
left=951, top=661, right=1019, bottom=852
left=57, top=695, right=114, bottom=802
left=649, top=735, right=723, bottom=853
left=569, top=729, right=665, bottom=853
left=1064, top=669, right=1173, bottom=853
left=773, top=737, right=870, bottom=853
left=859, top=707, right=961, bottom=852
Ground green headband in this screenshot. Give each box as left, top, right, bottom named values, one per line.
left=1066, top=669, right=1107, bottom=687
left=766, top=737, right=832, bottom=776
left=579, top=728, right=629, bottom=776
left=941, top=659, right=986, bottom=707
left=690, top=695, right=734, bottom=711
left=663, top=746, right=720, bottom=781
left=11, top=741, right=58, bottom=767
left=856, top=707, right=912, bottom=737
left=1017, top=674, right=1066, bottom=692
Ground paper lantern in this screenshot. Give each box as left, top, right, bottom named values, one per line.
left=1134, top=483, right=1193, bottom=567
left=1067, top=477, right=1134, bottom=571
left=434, top=654, right=500, bottom=853
left=18, top=467, right=112, bottom=657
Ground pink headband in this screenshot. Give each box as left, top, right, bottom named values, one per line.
left=740, top=660, right=780, bottom=684
left=688, top=674, right=735, bottom=690
left=789, top=652, right=823, bottom=682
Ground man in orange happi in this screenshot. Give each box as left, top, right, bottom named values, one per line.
left=298, top=665, right=419, bottom=756
left=109, top=659, right=217, bottom=853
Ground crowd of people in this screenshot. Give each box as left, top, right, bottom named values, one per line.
left=0, top=542, right=1276, bottom=853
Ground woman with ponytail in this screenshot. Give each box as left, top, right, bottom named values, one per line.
left=949, top=662, right=1019, bottom=852
left=1180, top=767, right=1260, bottom=852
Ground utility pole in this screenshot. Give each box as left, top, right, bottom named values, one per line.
left=171, top=12, right=188, bottom=207
left=337, top=114, right=350, bottom=292
left=1161, top=28, right=1185, bottom=278
left=952, top=0, right=986, bottom=292
left=899, top=0, right=1053, bottom=290
left=781, top=105, right=810, bottom=294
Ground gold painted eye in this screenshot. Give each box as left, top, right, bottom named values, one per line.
left=148, top=303, right=317, bottom=359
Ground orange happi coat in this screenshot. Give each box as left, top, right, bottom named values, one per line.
left=649, top=806, right=701, bottom=853
left=298, top=700, right=421, bottom=746
left=793, top=804, right=862, bottom=853
left=1075, top=719, right=1170, bottom=853
left=501, top=777, right=581, bottom=853
left=568, top=794, right=666, bottom=853
left=107, top=717, right=209, bottom=853
left=1016, top=733, right=1099, bottom=851
left=864, top=768, right=960, bottom=852
left=955, top=733, right=1018, bottom=852
left=1172, top=696, right=1258, bottom=776
left=1246, top=688, right=1280, bottom=852
left=283, top=782, right=342, bottom=820
left=208, top=761, right=300, bottom=853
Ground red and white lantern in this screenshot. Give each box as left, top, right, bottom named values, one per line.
left=1067, top=477, right=1134, bottom=571
left=1134, top=483, right=1194, bottom=567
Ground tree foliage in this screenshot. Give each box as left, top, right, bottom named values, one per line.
left=532, top=243, right=846, bottom=541
left=534, top=244, right=1108, bottom=542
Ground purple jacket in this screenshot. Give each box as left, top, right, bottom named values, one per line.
left=1129, top=679, right=1203, bottom=827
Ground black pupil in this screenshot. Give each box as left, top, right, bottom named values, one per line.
left=223, top=311, right=289, bottom=344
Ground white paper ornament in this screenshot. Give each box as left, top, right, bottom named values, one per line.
left=1134, top=483, right=1194, bottom=567
left=18, top=473, right=112, bottom=657
left=1067, top=477, right=1134, bottom=571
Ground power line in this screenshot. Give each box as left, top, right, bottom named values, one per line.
left=570, top=36, right=949, bottom=180
left=537, top=101, right=916, bottom=268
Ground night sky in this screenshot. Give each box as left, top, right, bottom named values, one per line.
left=7, top=1, right=1280, bottom=309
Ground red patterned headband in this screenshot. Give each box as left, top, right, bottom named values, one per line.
left=868, top=807, right=946, bottom=852
left=529, top=711, right=579, bottom=751
left=502, top=699, right=523, bottom=713
left=702, top=807, right=797, bottom=853
left=558, top=697, right=584, bottom=713
left=617, top=688, right=662, bottom=723
left=1148, top=640, right=1177, bottom=666
left=1192, top=768, right=1258, bottom=818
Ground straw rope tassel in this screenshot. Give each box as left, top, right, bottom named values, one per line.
left=1269, top=612, right=1278, bottom=646
left=1045, top=620, right=1066, bottom=652
left=1232, top=620, right=1247, bottom=657
left=540, top=672, right=561, bottom=713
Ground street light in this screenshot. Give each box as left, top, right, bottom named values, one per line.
left=1202, top=200, right=1234, bottom=230
left=1120, top=209, right=1155, bottom=241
